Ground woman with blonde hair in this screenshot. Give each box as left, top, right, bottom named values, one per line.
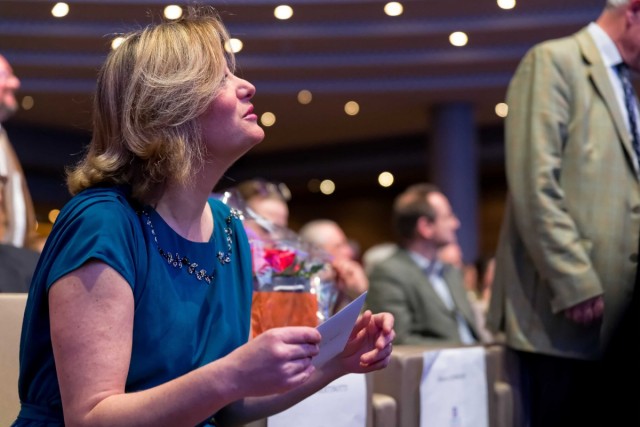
left=12, top=8, right=394, bottom=427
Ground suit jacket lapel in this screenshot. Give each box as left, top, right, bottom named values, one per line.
left=397, top=250, right=452, bottom=314
left=577, top=28, right=638, bottom=176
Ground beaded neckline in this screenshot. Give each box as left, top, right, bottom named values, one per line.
left=141, top=207, right=242, bottom=284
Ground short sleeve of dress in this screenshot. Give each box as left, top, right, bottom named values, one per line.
left=42, top=187, right=145, bottom=291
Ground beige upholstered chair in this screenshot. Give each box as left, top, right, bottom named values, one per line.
left=372, top=344, right=516, bottom=427
left=0, top=293, right=28, bottom=426
left=371, top=391, right=397, bottom=427
left=372, top=345, right=434, bottom=427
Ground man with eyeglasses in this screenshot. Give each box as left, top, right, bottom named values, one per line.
left=365, top=183, right=481, bottom=346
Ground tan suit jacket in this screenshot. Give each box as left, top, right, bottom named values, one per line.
left=488, top=27, right=640, bottom=360
left=0, top=128, right=39, bottom=250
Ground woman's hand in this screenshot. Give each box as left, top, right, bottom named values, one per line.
left=224, top=326, right=321, bottom=398
left=338, top=310, right=395, bottom=374
left=216, top=314, right=393, bottom=425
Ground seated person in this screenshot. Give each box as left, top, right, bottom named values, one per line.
left=299, top=219, right=368, bottom=310
left=234, top=178, right=290, bottom=227
left=366, top=183, right=483, bottom=345
left=12, top=9, right=395, bottom=426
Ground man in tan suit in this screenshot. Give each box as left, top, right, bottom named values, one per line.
left=0, top=54, right=41, bottom=292
left=488, top=1, right=640, bottom=425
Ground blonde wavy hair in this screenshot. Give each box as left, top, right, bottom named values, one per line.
left=67, top=6, right=234, bottom=203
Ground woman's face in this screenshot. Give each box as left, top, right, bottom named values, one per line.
left=199, top=68, right=265, bottom=162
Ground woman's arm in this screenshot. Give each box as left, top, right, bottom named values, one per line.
left=50, top=260, right=322, bottom=427
left=217, top=310, right=395, bottom=426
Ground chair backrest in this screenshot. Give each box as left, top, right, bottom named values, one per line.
left=373, top=345, right=432, bottom=427
left=0, top=293, right=28, bottom=426
left=372, top=344, right=515, bottom=427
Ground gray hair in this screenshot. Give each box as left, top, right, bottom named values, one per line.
left=606, top=0, right=630, bottom=8
left=298, top=219, right=340, bottom=247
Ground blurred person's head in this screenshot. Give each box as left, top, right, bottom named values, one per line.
left=392, top=183, right=460, bottom=256
left=299, top=219, right=355, bottom=261
left=599, top=0, right=640, bottom=71
left=234, top=179, right=290, bottom=228
left=66, top=8, right=263, bottom=204
left=0, top=54, right=20, bottom=122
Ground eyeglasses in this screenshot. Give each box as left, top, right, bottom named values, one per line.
left=235, top=179, right=291, bottom=202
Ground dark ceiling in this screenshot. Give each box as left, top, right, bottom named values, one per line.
left=0, top=0, right=605, bottom=253
left=1, top=0, right=603, bottom=154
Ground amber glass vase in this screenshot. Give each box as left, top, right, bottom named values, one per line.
left=251, top=276, right=318, bottom=338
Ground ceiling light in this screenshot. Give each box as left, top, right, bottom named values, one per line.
left=384, top=2, right=403, bottom=17
left=344, top=101, right=360, bottom=116
left=449, top=31, right=469, bottom=47
left=225, top=38, right=243, bottom=53
left=319, top=180, right=335, bottom=195
left=164, top=5, right=183, bottom=20
left=48, top=209, right=60, bottom=224
left=260, top=112, right=276, bottom=127
left=497, top=0, right=516, bottom=10
left=378, top=171, right=394, bottom=187
left=297, top=90, right=312, bottom=105
left=21, top=96, right=34, bottom=111
left=51, top=2, right=69, bottom=18
left=111, top=36, right=125, bottom=50
left=495, top=102, right=509, bottom=118
left=274, top=5, right=293, bottom=20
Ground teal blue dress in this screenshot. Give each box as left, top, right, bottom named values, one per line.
left=12, top=186, right=253, bottom=426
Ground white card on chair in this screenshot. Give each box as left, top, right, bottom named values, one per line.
left=419, top=346, right=488, bottom=427
left=268, top=373, right=367, bottom=427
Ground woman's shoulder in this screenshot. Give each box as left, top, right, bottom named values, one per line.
left=62, top=186, right=138, bottom=220
left=207, top=196, right=242, bottom=223
left=49, top=185, right=141, bottom=241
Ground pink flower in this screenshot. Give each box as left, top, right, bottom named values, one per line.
left=264, top=248, right=296, bottom=273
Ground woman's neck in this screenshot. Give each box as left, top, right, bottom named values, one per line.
left=153, top=183, right=214, bottom=242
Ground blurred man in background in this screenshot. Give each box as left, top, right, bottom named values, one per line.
left=366, top=183, right=481, bottom=345
left=299, top=219, right=369, bottom=310
left=0, top=53, right=41, bottom=291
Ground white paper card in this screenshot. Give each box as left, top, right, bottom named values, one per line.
left=268, top=373, right=367, bottom=427
left=419, top=346, right=488, bottom=427
left=312, top=291, right=367, bottom=368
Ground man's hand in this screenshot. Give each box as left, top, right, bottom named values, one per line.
left=563, top=296, right=604, bottom=325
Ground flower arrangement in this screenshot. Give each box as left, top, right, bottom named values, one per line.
left=213, top=185, right=338, bottom=335
left=253, top=244, right=326, bottom=291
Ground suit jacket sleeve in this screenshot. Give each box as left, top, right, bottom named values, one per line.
left=505, top=42, right=603, bottom=312
left=366, top=259, right=464, bottom=346
left=366, top=263, right=410, bottom=343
